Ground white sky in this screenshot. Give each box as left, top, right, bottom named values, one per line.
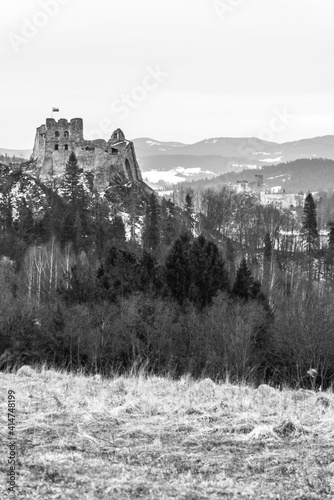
left=0, top=0, right=333, bottom=148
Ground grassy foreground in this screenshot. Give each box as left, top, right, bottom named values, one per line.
left=1, top=367, right=334, bottom=499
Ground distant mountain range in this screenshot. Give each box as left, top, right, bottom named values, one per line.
left=0, top=148, right=33, bottom=159
left=3, top=135, right=334, bottom=187
left=132, top=135, right=334, bottom=187
left=175, top=158, right=334, bottom=194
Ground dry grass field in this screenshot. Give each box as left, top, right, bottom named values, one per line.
left=1, top=366, right=334, bottom=499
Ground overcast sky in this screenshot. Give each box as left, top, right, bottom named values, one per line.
left=1, top=0, right=333, bottom=148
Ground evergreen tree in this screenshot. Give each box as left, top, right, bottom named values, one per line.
left=15, top=201, right=35, bottom=244
left=165, top=233, right=229, bottom=308
left=301, top=193, right=319, bottom=254
left=232, top=258, right=254, bottom=301
left=61, top=152, right=91, bottom=251
left=183, top=192, right=195, bottom=232
left=325, top=220, right=334, bottom=279
left=73, top=211, right=83, bottom=252
left=264, top=232, right=272, bottom=261
left=111, top=215, right=126, bottom=244
left=327, top=220, right=334, bottom=250
left=96, top=245, right=139, bottom=301
left=191, top=234, right=229, bottom=308
left=161, top=199, right=179, bottom=246
left=60, top=212, right=75, bottom=249
left=143, top=193, right=160, bottom=255
left=93, top=200, right=111, bottom=259
left=137, top=250, right=162, bottom=293
left=226, top=238, right=236, bottom=283
left=62, top=152, right=87, bottom=209
left=165, top=232, right=193, bottom=305
left=263, top=232, right=272, bottom=294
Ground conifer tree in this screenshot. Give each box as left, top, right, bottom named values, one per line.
left=61, top=152, right=90, bottom=251
left=327, top=220, right=334, bottom=250
left=264, top=232, right=272, bottom=261
left=137, top=250, right=162, bottom=293
left=16, top=202, right=34, bottom=244
left=325, top=220, right=334, bottom=279
left=60, top=212, right=75, bottom=249
left=165, top=233, right=229, bottom=308
left=191, top=234, right=229, bottom=308
left=143, top=193, right=160, bottom=255
left=263, top=232, right=272, bottom=293
left=301, top=193, right=319, bottom=254
left=226, top=238, right=236, bottom=282
left=62, top=152, right=87, bottom=212
left=97, top=245, right=139, bottom=300
left=161, top=199, right=179, bottom=246
left=232, top=257, right=254, bottom=301
left=73, top=211, right=83, bottom=252
left=165, top=232, right=193, bottom=305
left=183, top=192, right=195, bottom=232
left=111, top=215, right=126, bottom=245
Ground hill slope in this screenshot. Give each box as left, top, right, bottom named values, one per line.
left=133, top=136, right=334, bottom=186
left=176, top=158, right=334, bottom=193
left=1, top=367, right=333, bottom=499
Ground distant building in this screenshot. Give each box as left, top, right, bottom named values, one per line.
left=260, top=192, right=305, bottom=209
left=232, top=174, right=304, bottom=208
left=236, top=180, right=250, bottom=193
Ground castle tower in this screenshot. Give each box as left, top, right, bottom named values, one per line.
left=32, top=118, right=143, bottom=187
left=109, top=128, right=125, bottom=144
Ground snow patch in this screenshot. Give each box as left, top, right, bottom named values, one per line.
left=259, top=157, right=282, bottom=163
left=266, top=174, right=286, bottom=180
left=232, top=163, right=258, bottom=169
left=143, top=167, right=216, bottom=185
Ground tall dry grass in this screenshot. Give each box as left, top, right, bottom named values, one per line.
left=0, top=365, right=333, bottom=499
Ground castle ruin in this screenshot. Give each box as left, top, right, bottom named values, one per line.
left=32, top=118, right=142, bottom=191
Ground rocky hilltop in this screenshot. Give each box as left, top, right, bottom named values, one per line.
left=30, top=118, right=144, bottom=192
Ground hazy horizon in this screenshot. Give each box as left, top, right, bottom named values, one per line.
left=3, top=131, right=334, bottom=154
left=1, top=0, right=333, bottom=149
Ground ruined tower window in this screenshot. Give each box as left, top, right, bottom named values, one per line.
left=64, top=144, right=68, bottom=150
left=111, top=148, right=118, bottom=155
left=54, top=144, right=59, bottom=151
left=55, top=131, right=60, bottom=138
left=64, top=131, right=69, bottom=138
left=113, top=132, right=118, bottom=139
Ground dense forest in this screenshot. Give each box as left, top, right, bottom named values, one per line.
left=1, top=152, right=334, bottom=389
left=177, top=158, right=334, bottom=194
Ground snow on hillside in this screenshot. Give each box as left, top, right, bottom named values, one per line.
left=143, top=166, right=216, bottom=185
left=259, top=157, right=282, bottom=163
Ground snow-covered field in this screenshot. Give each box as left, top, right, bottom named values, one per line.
left=142, top=166, right=216, bottom=186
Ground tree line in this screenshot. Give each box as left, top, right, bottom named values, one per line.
left=0, top=153, right=334, bottom=388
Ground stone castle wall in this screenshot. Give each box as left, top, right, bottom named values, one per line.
left=32, top=118, right=142, bottom=191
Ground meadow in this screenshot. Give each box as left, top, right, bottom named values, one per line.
left=1, top=366, right=334, bottom=499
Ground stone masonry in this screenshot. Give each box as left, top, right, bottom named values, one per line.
left=31, top=118, right=143, bottom=191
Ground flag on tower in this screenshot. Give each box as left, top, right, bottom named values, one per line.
left=52, top=107, right=59, bottom=112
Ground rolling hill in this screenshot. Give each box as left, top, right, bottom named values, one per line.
left=132, top=135, right=334, bottom=187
